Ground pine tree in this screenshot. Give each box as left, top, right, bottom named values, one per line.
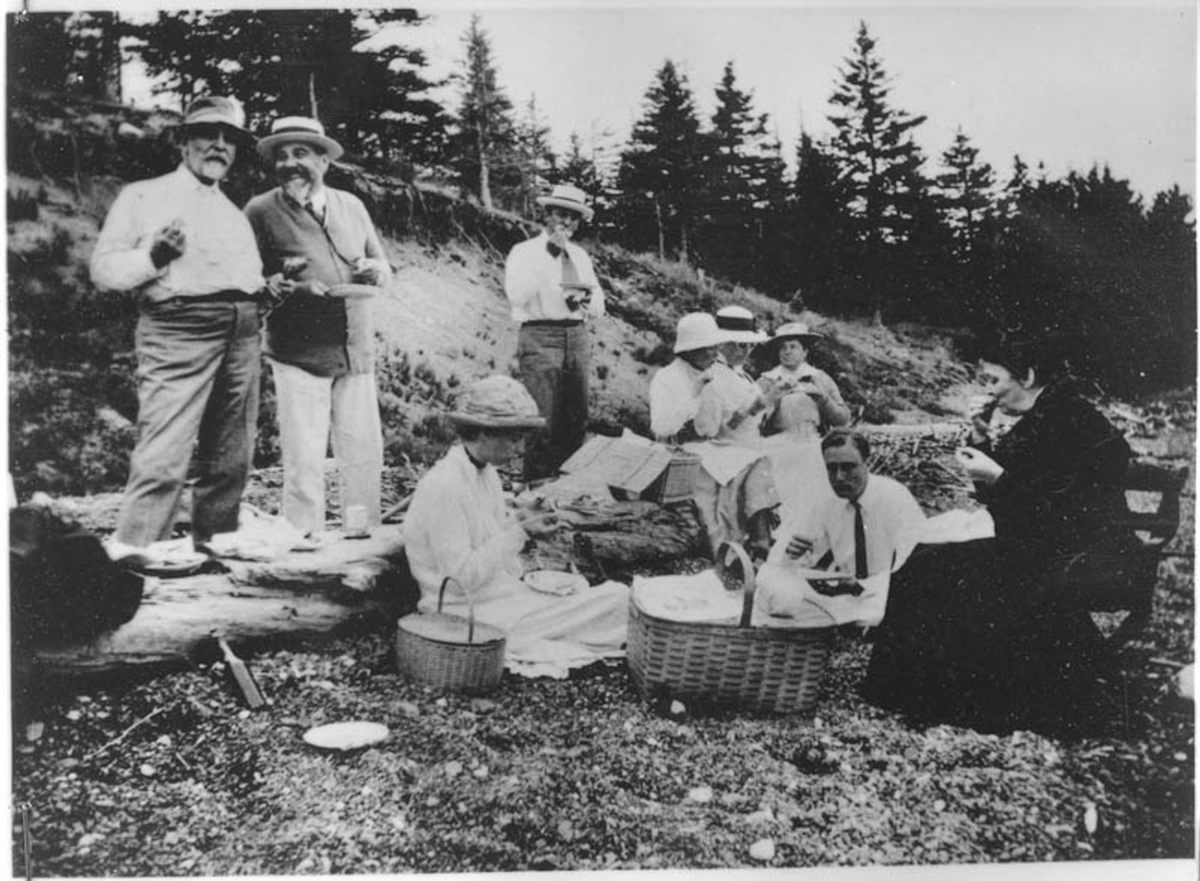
left=613, top=60, right=705, bottom=261
left=454, top=14, right=514, bottom=210
left=827, top=20, right=929, bottom=322
left=9, top=12, right=122, bottom=100
left=935, top=128, right=996, bottom=260
left=790, top=129, right=850, bottom=312
left=512, top=95, right=555, bottom=217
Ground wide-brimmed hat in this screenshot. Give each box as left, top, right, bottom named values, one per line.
left=771, top=321, right=824, bottom=344
left=256, top=116, right=344, bottom=162
left=447, top=376, right=545, bottom=430
left=715, top=305, right=768, bottom=344
left=176, top=96, right=255, bottom=147
left=673, top=312, right=727, bottom=354
left=536, top=184, right=594, bottom=223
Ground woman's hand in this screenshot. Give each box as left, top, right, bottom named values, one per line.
left=515, top=499, right=561, bottom=537
left=292, top=279, right=331, bottom=298
left=955, top=446, right=1004, bottom=484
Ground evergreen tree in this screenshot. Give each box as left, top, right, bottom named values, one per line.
left=789, top=129, right=850, bottom=312
left=935, top=128, right=996, bottom=260
left=826, top=20, right=929, bottom=322
left=613, top=60, right=705, bottom=261
left=699, top=61, right=787, bottom=289
left=512, top=94, right=555, bottom=217
left=9, top=12, right=122, bottom=100
left=123, top=10, right=447, bottom=164
left=454, top=14, right=514, bottom=210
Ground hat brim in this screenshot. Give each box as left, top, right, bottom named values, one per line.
left=770, top=332, right=823, bottom=344
left=537, top=196, right=594, bottom=223
left=675, top=335, right=728, bottom=354
left=176, top=122, right=257, bottom=148
left=722, top=330, right=770, bottom=344
left=447, top=413, right=546, bottom=430
left=257, top=131, right=344, bottom=162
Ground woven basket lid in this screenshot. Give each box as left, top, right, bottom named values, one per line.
left=397, top=612, right=505, bottom=647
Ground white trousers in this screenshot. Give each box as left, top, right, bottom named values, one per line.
left=269, top=358, right=384, bottom=534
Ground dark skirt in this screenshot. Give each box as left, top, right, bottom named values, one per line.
left=861, top=539, right=1109, bottom=736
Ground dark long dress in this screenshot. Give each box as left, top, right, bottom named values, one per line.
left=861, top=381, right=1136, bottom=735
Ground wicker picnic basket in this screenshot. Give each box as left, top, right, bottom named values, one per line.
left=395, top=577, right=505, bottom=694
left=626, top=542, right=834, bottom=715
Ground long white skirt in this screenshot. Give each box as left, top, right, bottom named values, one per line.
left=420, top=577, right=630, bottom=678
left=762, top=432, right=835, bottom=537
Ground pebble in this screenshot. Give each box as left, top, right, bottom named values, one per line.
left=749, top=839, right=775, bottom=861
left=669, top=700, right=686, bottom=716
left=745, top=809, right=774, bottom=825
left=445, top=761, right=463, bottom=777
left=397, top=702, right=420, bottom=718
left=686, top=786, right=713, bottom=803
left=25, top=722, right=44, bottom=742
left=139, top=763, right=157, bottom=778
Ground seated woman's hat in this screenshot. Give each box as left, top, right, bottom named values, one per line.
left=536, top=184, right=594, bottom=223
left=674, top=312, right=728, bottom=354
left=256, top=116, right=345, bottom=162
left=716, top=305, right=768, bottom=344
left=772, top=321, right=824, bottom=343
left=448, top=376, right=546, bottom=430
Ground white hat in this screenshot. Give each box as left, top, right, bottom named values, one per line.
left=673, top=313, right=727, bottom=354
left=536, top=184, right=594, bottom=223
left=447, top=376, right=545, bottom=430
left=715, top=305, right=768, bottom=344
left=176, top=95, right=256, bottom=146
left=256, top=116, right=344, bottom=162
left=772, top=321, right=824, bottom=343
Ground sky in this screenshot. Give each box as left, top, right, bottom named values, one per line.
left=389, top=0, right=1196, bottom=204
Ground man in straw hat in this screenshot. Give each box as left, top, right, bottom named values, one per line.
left=504, top=183, right=605, bottom=483
left=649, top=313, right=779, bottom=560
left=91, top=95, right=266, bottom=566
left=405, top=375, right=628, bottom=676
left=245, top=116, right=391, bottom=538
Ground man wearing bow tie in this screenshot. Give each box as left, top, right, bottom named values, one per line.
left=503, top=184, right=605, bottom=482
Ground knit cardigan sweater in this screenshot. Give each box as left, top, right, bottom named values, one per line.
left=245, top=187, right=388, bottom=376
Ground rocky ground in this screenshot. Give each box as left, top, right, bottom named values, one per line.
left=10, top=396, right=1194, bottom=875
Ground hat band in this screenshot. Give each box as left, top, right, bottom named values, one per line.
left=270, top=126, right=325, bottom=138
left=717, top=316, right=757, bottom=333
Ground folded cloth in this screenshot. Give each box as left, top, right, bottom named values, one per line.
left=752, top=559, right=891, bottom=628
left=681, top=440, right=765, bottom=486
left=632, top=569, right=743, bottom=624
left=205, top=504, right=316, bottom=560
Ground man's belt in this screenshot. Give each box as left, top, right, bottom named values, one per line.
left=522, top=319, right=583, bottom=328
left=187, top=290, right=259, bottom=304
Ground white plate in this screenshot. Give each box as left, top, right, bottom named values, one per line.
left=523, top=570, right=588, bottom=597
left=302, top=721, right=389, bottom=752
left=140, top=551, right=210, bottom=577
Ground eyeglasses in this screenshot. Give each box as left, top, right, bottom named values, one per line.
left=186, top=123, right=240, bottom=143
left=546, top=207, right=582, bottom=223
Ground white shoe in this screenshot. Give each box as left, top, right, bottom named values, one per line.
left=104, top=538, right=155, bottom=569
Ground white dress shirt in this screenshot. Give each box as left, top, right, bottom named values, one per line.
left=504, top=231, right=604, bottom=323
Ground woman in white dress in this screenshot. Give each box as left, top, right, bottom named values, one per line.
left=758, top=322, right=851, bottom=532
left=404, top=376, right=628, bottom=676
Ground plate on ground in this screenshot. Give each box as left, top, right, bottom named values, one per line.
left=302, top=721, right=389, bottom=752
left=523, top=570, right=588, bottom=597
left=139, top=552, right=211, bottom=578
left=327, top=283, right=381, bottom=300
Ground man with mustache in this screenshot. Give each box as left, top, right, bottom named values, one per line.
left=90, top=96, right=266, bottom=566
left=503, top=184, right=604, bottom=483
left=244, top=117, right=391, bottom=538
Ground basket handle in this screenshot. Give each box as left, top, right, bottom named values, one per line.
left=716, top=540, right=757, bottom=628
left=437, top=576, right=476, bottom=644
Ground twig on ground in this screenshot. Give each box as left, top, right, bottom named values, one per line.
left=83, top=705, right=168, bottom=763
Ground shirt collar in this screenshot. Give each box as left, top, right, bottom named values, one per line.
left=174, top=163, right=222, bottom=194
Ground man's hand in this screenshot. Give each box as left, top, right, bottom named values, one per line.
left=515, top=506, right=561, bottom=538
left=352, top=257, right=388, bottom=285
left=149, top=219, right=185, bottom=269
left=785, top=533, right=815, bottom=560
left=956, top=446, right=1004, bottom=484
left=292, top=279, right=331, bottom=298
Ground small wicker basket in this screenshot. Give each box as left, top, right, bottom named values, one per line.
left=627, top=542, right=834, bottom=715
left=395, top=577, right=505, bottom=694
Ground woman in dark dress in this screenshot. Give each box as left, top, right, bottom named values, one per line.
left=861, top=334, right=1136, bottom=735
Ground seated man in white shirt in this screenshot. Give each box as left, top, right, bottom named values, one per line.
left=649, top=312, right=778, bottom=560
left=755, top=428, right=924, bottom=625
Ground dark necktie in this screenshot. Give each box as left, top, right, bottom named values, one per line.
left=852, top=501, right=868, bottom=579
left=305, top=201, right=325, bottom=228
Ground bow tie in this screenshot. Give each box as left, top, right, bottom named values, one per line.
left=546, top=241, right=564, bottom=258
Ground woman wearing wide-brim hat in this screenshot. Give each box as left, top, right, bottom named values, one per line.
left=403, top=376, right=629, bottom=676
left=758, top=322, right=851, bottom=531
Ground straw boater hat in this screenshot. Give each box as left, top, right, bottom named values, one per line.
left=536, top=184, right=595, bottom=223
left=673, top=312, right=728, bottom=354
left=176, top=96, right=256, bottom=147
left=447, top=376, right=546, bottom=430
left=715, top=305, right=769, bottom=344
left=256, top=116, right=345, bottom=162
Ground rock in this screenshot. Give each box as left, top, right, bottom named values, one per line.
left=749, top=839, right=775, bottom=862
left=686, top=786, right=713, bottom=803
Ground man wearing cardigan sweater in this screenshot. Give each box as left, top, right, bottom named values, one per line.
left=245, top=117, right=391, bottom=536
